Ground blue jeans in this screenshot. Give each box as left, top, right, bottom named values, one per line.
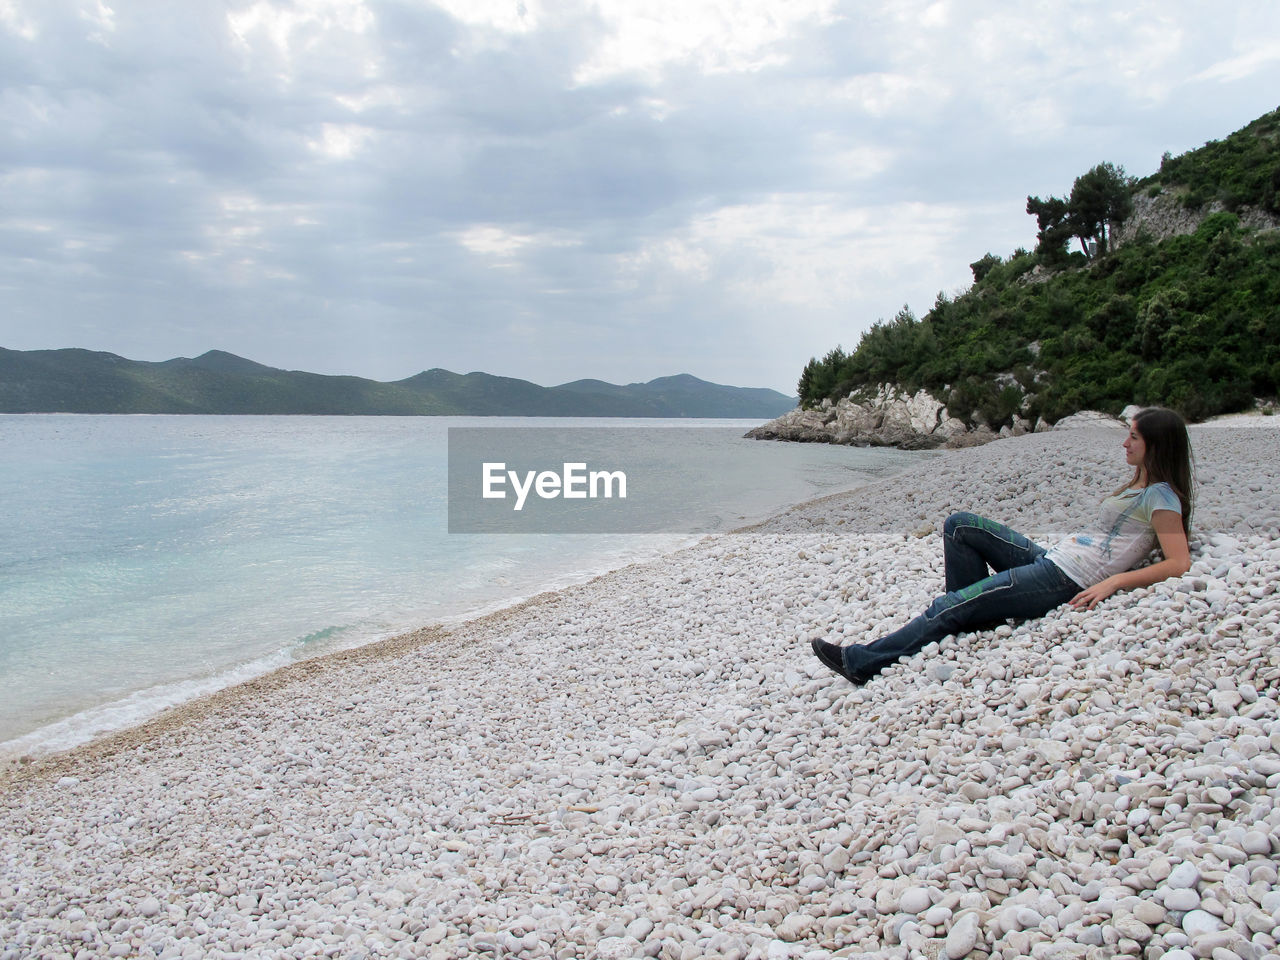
left=842, top=512, right=1082, bottom=680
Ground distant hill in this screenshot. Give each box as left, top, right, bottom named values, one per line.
left=0, top=348, right=797, bottom=418
left=554, top=373, right=798, bottom=418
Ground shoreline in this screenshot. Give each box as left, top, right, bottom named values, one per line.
left=0, top=532, right=700, bottom=766
left=3, top=421, right=1279, bottom=959
left=0, top=439, right=916, bottom=790
left=0, top=416, right=915, bottom=760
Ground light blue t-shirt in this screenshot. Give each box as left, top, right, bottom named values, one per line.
left=1046, top=482, right=1182, bottom=588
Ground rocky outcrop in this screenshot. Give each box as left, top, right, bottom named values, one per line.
left=1051, top=409, right=1127, bottom=431
left=1113, top=192, right=1280, bottom=247
left=746, top=384, right=1033, bottom=449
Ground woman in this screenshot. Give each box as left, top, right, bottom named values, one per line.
left=812, top=407, right=1194, bottom=685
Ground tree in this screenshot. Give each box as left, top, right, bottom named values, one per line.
left=1067, top=162, right=1134, bottom=257
left=970, top=253, right=1001, bottom=283
left=1026, top=194, right=1071, bottom=264
left=1028, top=162, right=1134, bottom=262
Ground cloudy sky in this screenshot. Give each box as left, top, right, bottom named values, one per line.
left=2, top=1, right=1277, bottom=393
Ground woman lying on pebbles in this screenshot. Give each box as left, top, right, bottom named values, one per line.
left=812, top=406, right=1195, bottom=685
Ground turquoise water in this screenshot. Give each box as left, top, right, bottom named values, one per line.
left=0, top=415, right=925, bottom=753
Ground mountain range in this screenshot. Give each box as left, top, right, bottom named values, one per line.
left=0, top=348, right=797, bottom=418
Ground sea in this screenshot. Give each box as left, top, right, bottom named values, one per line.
left=0, top=415, right=928, bottom=756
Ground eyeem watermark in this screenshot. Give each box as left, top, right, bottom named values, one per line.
left=449, top=425, right=887, bottom=534
left=482, top=462, right=627, bottom=511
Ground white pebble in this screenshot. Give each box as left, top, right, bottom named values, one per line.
left=1182, top=909, right=1224, bottom=938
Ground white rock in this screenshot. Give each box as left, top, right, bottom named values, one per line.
left=1182, top=909, right=1224, bottom=938
left=899, top=888, right=932, bottom=914
left=596, top=936, right=642, bottom=959
left=1166, top=862, right=1201, bottom=890
left=1052, top=411, right=1125, bottom=430
left=1163, top=888, right=1200, bottom=912
left=419, top=924, right=447, bottom=945
left=594, top=876, right=621, bottom=895
left=924, top=905, right=952, bottom=927
left=945, top=912, right=981, bottom=959
left=1242, top=831, right=1272, bottom=855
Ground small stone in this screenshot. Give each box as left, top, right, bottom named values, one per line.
left=596, top=936, right=642, bottom=960
left=1194, top=931, right=1241, bottom=955
left=420, top=924, right=447, bottom=945
left=1127, top=808, right=1151, bottom=829
left=1132, top=900, right=1165, bottom=926
left=1252, top=755, right=1280, bottom=777
left=1242, top=831, right=1272, bottom=855
left=1112, top=915, right=1152, bottom=942
left=899, top=888, right=932, bottom=914
left=1182, top=909, right=1223, bottom=938
left=1164, top=888, right=1201, bottom=912
left=1013, top=907, right=1044, bottom=931
left=777, top=913, right=812, bottom=941
left=923, top=905, right=952, bottom=927
left=1147, top=857, right=1173, bottom=882
left=823, top=847, right=850, bottom=872
left=875, top=887, right=899, bottom=914
left=945, top=912, right=981, bottom=960
left=138, top=897, right=162, bottom=918
left=594, top=876, right=621, bottom=895
left=1167, top=862, right=1201, bottom=890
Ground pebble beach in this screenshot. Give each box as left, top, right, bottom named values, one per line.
left=3, top=421, right=1280, bottom=960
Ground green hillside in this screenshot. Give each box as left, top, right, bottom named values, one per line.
left=0, top=348, right=796, bottom=418
left=797, top=108, right=1280, bottom=424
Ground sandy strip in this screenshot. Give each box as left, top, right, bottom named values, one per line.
left=2, top=423, right=1279, bottom=960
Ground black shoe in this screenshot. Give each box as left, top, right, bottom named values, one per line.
left=810, top=638, right=871, bottom=685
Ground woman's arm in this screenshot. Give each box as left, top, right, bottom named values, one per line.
left=1068, top=509, right=1191, bottom=611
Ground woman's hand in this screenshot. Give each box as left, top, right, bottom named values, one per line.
left=1069, top=577, right=1121, bottom=610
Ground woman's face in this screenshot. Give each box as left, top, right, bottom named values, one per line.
left=1123, top=423, right=1147, bottom=471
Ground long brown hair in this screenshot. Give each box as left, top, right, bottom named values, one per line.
left=1118, top=407, right=1194, bottom=534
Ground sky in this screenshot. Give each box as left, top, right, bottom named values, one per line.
left=1, top=1, right=1278, bottom=394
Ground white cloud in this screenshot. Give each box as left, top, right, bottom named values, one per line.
left=617, top=237, right=711, bottom=287
left=426, top=0, right=544, bottom=34
left=832, top=72, right=950, bottom=118
left=334, top=85, right=405, bottom=114
left=307, top=122, right=375, bottom=159
left=454, top=225, right=581, bottom=261
left=1195, top=40, right=1280, bottom=83
left=79, top=0, right=115, bottom=44
left=636, top=196, right=968, bottom=309
left=227, top=0, right=376, bottom=80
left=0, top=0, right=37, bottom=39
left=573, top=0, right=840, bottom=84
left=1, top=217, right=54, bottom=233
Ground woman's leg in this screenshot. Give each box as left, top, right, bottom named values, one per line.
left=813, top=556, right=1080, bottom=684
left=943, top=512, right=1047, bottom=592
